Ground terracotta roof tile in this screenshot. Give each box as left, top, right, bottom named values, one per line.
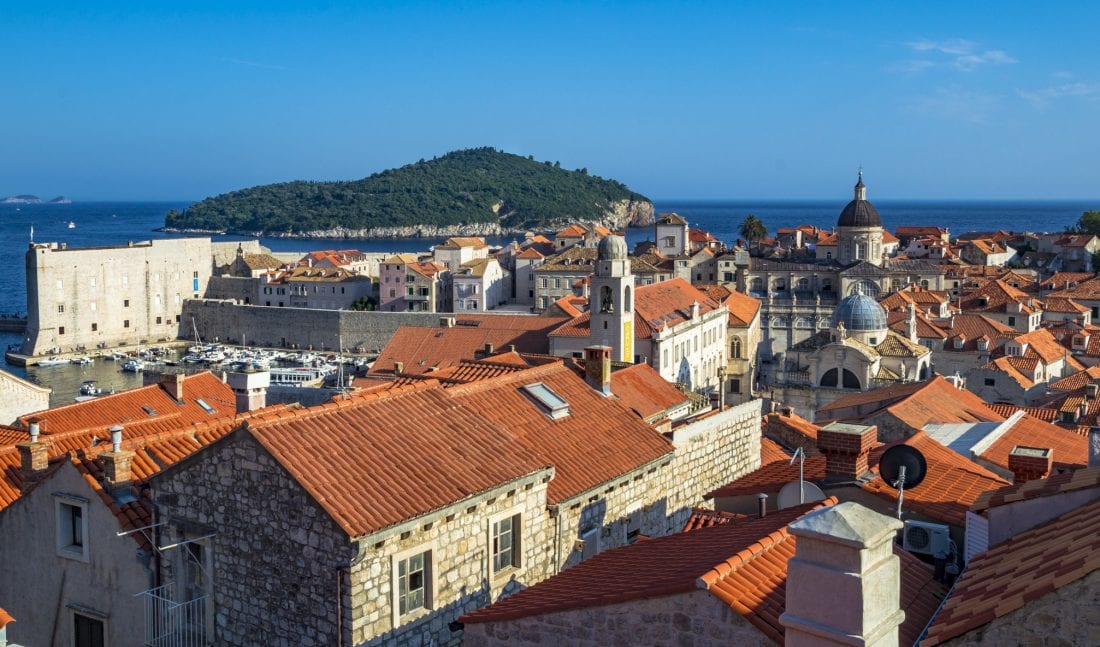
left=817, top=376, right=1004, bottom=430
left=971, top=465, right=1100, bottom=512
left=923, top=496, right=1100, bottom=645
left=980, top=415, right=1088, bottom=473
left=460, top=500, right=833, bottom=625
left=681, top=508, right=748, bottom=531
left=863, top=432, right=1009, bottom=526
left=608, top=363, right=688, bottom=420
left=984, top=403, right=1058, bottom=422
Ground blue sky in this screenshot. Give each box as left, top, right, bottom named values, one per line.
left=2, top=1, right=1098, bottom=201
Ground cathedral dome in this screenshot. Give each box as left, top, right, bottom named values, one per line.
left=837, top=172, right=882, bottom=228
left=597, top=234, right=628, bottom=261
left=832, top=291, right=887, bottom=332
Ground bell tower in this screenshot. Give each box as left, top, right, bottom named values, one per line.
left=591, top=235, right=635, bottom=363
left=837, top=171, right=885, bottom=266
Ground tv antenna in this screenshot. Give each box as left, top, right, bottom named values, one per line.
left=878, top=445, right=927, bottom=519
left=776, top=447, right=827, bottom=509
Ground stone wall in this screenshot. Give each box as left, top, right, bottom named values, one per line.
left=153, top=430, right=356, bottom=647
left=204, top=276, right=259, bottom=304
left=462, top=589, right=772, bottom=647
left=352, top=473, right=553, bottom=646
left=23, top=238, right=213, bottom=356
left=183, top=299, right=457, bottom=353
left=943, top=568, right=1100, bottom=646
left=0, top=368, right=50, bottom=424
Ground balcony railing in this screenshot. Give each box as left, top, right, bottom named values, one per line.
left=137, top=583, right=209, bottom=647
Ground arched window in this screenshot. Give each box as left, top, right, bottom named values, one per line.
left=843, top=369, right=861, bottom=389
left=775, top=279, right=787, bottom=291
left=750, top=278, right=765, bottom=293
left=623, top=285, right=632, bottom=312
left=731, top=337, right=742, bottom=358
left=848, top=280, right=881, bottom=298
left=600, top=285, right=614, bottom=313
left=821, top=368, right=838, bottom=387
left=857, top=243, right=868, bottom=259
left=821, top=368, right=862, bottom=389
left=795, top=317, right=813, bottom=329
left=796, top=278, right=810, bottom=290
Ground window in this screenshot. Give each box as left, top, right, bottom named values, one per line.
left=580, top=527, right=599, bottom=560
left=58, top=304, right=65, bottom=313
left=73, top=612, right=105, bottom=647
left=57, top=498, right=89, bottom=561
left=156, top=316, right=162, bottom=324
left=491, top=513, right=521, bottom=573
left=123, top=299, right=130, bottom=308
left=731, top=337, right=742, bottom=358
left=91, top=323, right=97, bottom=332
left=59, top=326, right=65, bottom=335
left=984, top=378, right=995, bottom=386
left=123, top=320, right=130, bottom=328
left=1008, top=316, right=1016, bottom=326
left=396, top=550, right=431, bottom=618
left=193, top=271, right=199, bottom=279
left=730, top=378, right=741, bottom=393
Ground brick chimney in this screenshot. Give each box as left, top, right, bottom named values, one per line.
left=16, top=421, right=49, bottom=492
left=584, top=345, right=612, bottom=396
left=816, top=422, right=877, bottom=481
left=160, top=372, right=185, bottom=401
left=780, top=502, right=905, bottom=647
left=102, top=425, right=135, bottom=497
left=1008, top=446, right=1053, bottom=483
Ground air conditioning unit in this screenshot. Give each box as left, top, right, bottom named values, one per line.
left=902, top=520, right=951, bottom=557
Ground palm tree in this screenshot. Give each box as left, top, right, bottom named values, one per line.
left=739, top=214, right=767, bottom=250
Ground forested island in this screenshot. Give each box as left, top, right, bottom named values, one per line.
left=163, top=148, right=654, bottom=238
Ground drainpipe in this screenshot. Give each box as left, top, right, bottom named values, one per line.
left=548, top=504, right=563, bottom=575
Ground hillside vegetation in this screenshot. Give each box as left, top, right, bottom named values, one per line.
left=165, top=148, right=650, bottom=235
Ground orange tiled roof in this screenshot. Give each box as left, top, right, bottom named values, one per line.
left=816, top=376, right=1003, bottom=430
left=981, top=356, right=1036, bottom=388
left=887, top=311, right=949, bottom=340
left=608, top=363, right=688, bottom=420
left=1040, top=272, right=1095, bottom=291
left=555, top=224, right=589, bottom=238
left=437, top=236, right=488, bottom=249
left=1048, top=364, right=1100, bottom=391
left=460, top=500, right=833, bottom=626
left=707, top=455, right=827, bottom=498
left=681, top=508, right=748, bottom=531
left=658, top=212, right=689, bottom=225
left=980, top=414, right=1088, bottom=473
left=1002, top=328, right=1070, bottom=364
left=634, top=278, right=723, bottom=333
left=923, top=496, right=1100, bottom=645
left=18, top=372, right=236, bottom=437
left=515, top=247, right=544, bottom=259
left=971, top=465, right=1100, bottom=512
left=1047, top=276, right=1100, bottom=300
left=862, top=432, right=1009, bottom=526
left=370, top=317, right=567, bottom=375
left=760, top=436, right=791, bottom=464
left=816, top=232, right=838, bottom=246
left=984, top=403, right=1058, bottom=422
left=1043, top=296, right=1088, bottom=313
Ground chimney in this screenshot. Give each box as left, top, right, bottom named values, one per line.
left=584, top=345, right=613, bottom=396
left=691, top=301, right=700, bottom=319
left=439, top=317, right=455, bottom=328
left=101, top=425, right=135, bottom=496
left=780, top=502, right=905, bottom=647
left=160, top=372, right=185, bottom=401
left=1008, top=446, right=1053, bottom=483
left=484, top=342, right=494, bottom=356
left=816, top=422, right=877, bottom=481
left=1088, top=383, right=1099, bottom=400
left=507, top=344, right=516, bottom=353
left=226, top=369, right=270, bottom=412
left=756, top=493, right=768, bottom=519
left=394, top=361, right=405, bottom=374
left=16, top=421, right=49, bottom=491
left=906, top=302, right=918, bottom=343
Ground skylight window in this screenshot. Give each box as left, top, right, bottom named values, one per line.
left=196, top=399, right=216, bottom=414
left=521, top=383, right=570, bottom=420
left=141, top=405, right=157, bottom=416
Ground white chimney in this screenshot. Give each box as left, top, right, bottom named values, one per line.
left=109, top=425, right=123, bottom=453
left=780, top=502, right=905, bottom=647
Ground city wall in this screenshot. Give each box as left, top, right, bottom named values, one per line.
left=183, top=300, right=456, bottom=353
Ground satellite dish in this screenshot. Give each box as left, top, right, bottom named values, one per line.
left=777, top=480, right=826, bottom=509
left=878, top=445, right=928, bottom=490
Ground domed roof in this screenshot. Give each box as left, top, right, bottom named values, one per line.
left=832, top=291, right=888, bottom=332
left=597, top=234, right=628, bottom=261
left=838, top=199, right=882, bottom=228
left=837, top=171, right=882, bottom=228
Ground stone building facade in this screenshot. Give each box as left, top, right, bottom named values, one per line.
left=22, top=237, right=213, bottom=356
left=148, top=366, right=762, bottom=646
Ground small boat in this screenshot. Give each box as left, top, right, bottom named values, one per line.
left=122, top=358, right=145, bottom=372
left=37, top=357, right=70, bottom=366
left=72, top=356, right=93, bottom=365
left=67, top=221, right=75, bottom=229
left=80, top=380, right=102, bottom=396
left=106, top=351, right=127, bottom=361
left=269, top=367, right=326, bottom=387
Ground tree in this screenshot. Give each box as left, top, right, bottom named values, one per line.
left=1075, top=210, right=1100, bottom=236
left=739, top=214, right=767, bottom=249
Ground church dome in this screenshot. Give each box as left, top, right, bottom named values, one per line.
left=837, top=172, right=882, bottom=228
left=597, top=234, right=628, bottom=261
left=832, top=291, right=888, bottom=332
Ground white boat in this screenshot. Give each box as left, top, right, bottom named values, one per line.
left=37, top=357, right=70, bottom=366
left=80, top=380, right=102, bottom=396
left=269, top=367, right=326, bottom=387
left=67, top=221, right=75, bottom=229
left=72, top=356, right=93, bottom=365
left=122, top=358, right=145, bottom=372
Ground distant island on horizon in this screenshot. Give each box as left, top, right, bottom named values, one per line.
left=0, top=195, right=71, bottom=204
left=161, top=147, right=654, bottom=239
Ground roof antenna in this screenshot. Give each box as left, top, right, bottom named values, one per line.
left=788, top=447, right=806, bottom=504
